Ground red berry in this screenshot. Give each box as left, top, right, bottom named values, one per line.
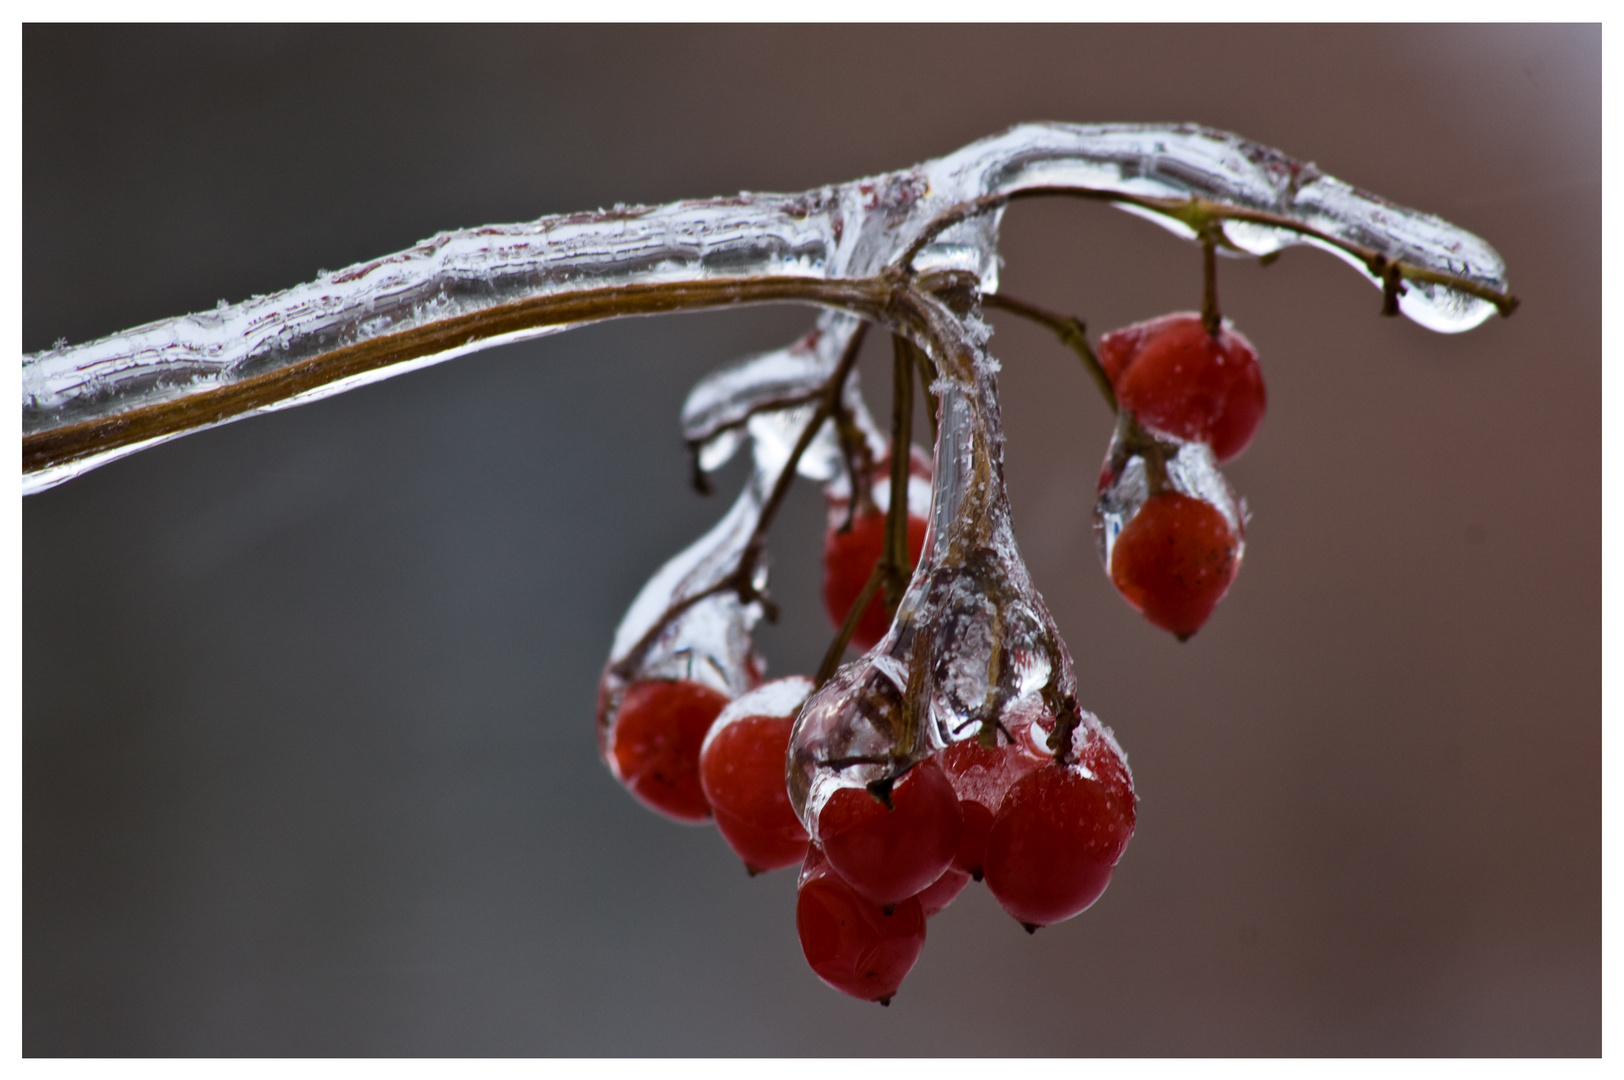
left=936, top=734, right=1044, bottom=878
left=822, top=509, right=929, bottom=652
left=983, top=733, right=1136, bottom=930
left=817, top=757, right=963, bottom=906
left=1110, top=491, right=1240, bottom=639
left=796, top=847, right=926, bottom=1005
left=699, top=679, right=812, bottom=873
left=605, top=679, right=730, bottom=823
left=1100, top=313, right=1266, bottom=463
left=915, top=867, right=972, bottom=918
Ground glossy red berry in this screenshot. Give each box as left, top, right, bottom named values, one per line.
left=1099, top=313, right=1266, bottom=463
left=915, top=866, right=972, bottom=918
left=822, top=508, right=929, bottom=653
left=606, top=679, right=730, bottom=823
left=699, top=678, right=812, bottom=874
left=817, top=757, right=963, bottom=906
left=983, top=732, right=1136, bottom=930
left=1110, top=490, right=1240, bottom=640
left=796, top=846, right=927, bottom=1005
left=936, top=733, right=1044, bottom=879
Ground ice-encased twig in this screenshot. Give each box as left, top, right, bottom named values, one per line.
left=22, top=122, right=1512, bottom=494
left=680, top=313, right=884, bottom=477
left=598, top=346, right=865, bottom=736
left=786, top=285, right=1111, bottom=827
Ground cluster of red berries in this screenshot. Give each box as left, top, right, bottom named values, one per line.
left=599, top=458, right=1136, bottom=1005
left=1094, top=312, right=1266, bottom=639
left=598, top=455, right=930, bottom=832
left=595, top=308, right=1263, bottom=1006
left=794, top=692, right=1133, bottom=1003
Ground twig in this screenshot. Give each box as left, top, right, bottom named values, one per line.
left=980, top=292, right=1116, bottom=414
left=1201, top=230, right=1221, bottom=338
left=685, top=385, right=826, bottom=491
left=895, top=187, right=1519, bottom=317
left=609, top=320, right=873, bottom=679
left=883, top=335, right=915, bottom=617
left=814, top=560, right=885, bottom=687
left=24, top=275, right=897, bottom=483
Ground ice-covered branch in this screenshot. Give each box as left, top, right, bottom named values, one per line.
left=22, top=122, right=1512, bottom=494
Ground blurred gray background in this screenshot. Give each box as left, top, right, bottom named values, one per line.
left=23, top=25, right=1599, bottom=1056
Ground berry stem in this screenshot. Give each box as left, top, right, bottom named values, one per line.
left=610, top=319, right=873, bottom=679
left=814, top=559, right=885, bottom=687
left=1201, top=230, right=1222, bottom=339
left=1107, top=408, right=1173, bottom=497
left=737, top=322, right=870, bottom=576
left=980, top=292, right=1116, bottom=414
left=685, top=386, right=827, bottom=496
left=831, top=385, right=878, bottom=531
left=883, top=336, right=916, bottom=617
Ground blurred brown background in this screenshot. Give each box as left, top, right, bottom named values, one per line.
left=23, top=25, right=1599, bottom=1055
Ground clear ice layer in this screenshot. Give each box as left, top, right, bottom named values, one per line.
left=681, top=314, right=883, bottom=481
left=25, top=122, right=1510, bottom=493
left=598, top=434, right=774, bottom=736
left=787, top=289, right=1111, bottom=833
left=1093, top=418, right=1246, bottom=572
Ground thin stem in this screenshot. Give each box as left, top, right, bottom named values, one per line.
left=1201, top=231, right=1221, bottom=337
left=686, top=385, right=826, bottom=486
left=980, top=292, right=1116, bottom=414
left=811, top=328, right=930, bottom=688
left=826, top=323, right=877, bottom=531
left=833, top=406, right=876, bottom=532
left=814, top=559, right=885, bottom=687
left=883, top=335, right=915, bottom=617
left=609, top=319, right=874, bottom=679
left=744, top=324, right=870, bottom=561
left=1111, top=408, right=1172, bottom=483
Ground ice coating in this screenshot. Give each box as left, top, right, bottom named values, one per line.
left=788, top=290, right=1111, bottom=834
left=705, top=676, right=815, bottom=742
left=598, top=434, right=774, bottom=738
left=823, top=442, right=933, bottom=529
left=937, top=696, right=1053, bottom=811
left=681, top=313, right=884, bottom=481
left=25, top=122, right=1510, bottom=494
left=698, top=676, right=814, bottom=841
left=1093, top=417, right=1246, bottom=572
left=599, top=331, right=879, bottom=741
